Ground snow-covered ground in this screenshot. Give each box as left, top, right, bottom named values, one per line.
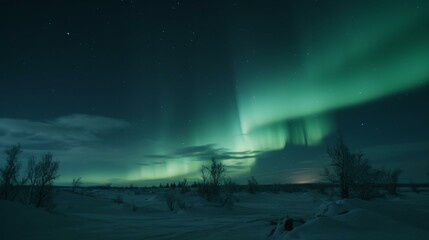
left=1, top=188, right=428, bottom=240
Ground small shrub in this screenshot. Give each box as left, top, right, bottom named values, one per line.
left=219, top=191, right=235, bottom=209
left=166, top=190, right=187, bottom=212
left=166, top=191, right=176, bottom=211
left=71, top=177, right=82, bottom=193
left=382, top=169, right=402, bottom=195
left=247, top=176, right=259, bottom=194
left=179, top=179, right=190, bottom=194
left=224, top=178, right=238, bottom=193
left=219, top=178, right=238, bottom=208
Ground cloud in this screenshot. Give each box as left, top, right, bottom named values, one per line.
left=53, top=114, right=129, bottom=132
left=0, top=114, right=129, bottom=149
left=137, top=144, right=260, bottom=179
left=146, top=144, right=259, bottom=162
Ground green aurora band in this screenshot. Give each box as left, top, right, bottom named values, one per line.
left=235, top=2, right=429, bottom=150
left=131, top=2, right=429, bottom=182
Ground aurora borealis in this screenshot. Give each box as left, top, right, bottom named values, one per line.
left=1, top=0, right=428, bottom=185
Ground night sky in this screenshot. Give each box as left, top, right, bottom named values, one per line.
left=1, top=0, right=428, bottom=185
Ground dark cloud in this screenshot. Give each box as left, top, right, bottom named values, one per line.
left=145, top=144, right=259, bottom=163
left=53, top=114, right=129, bottom=132
left=137, top=144, right=260, bottom=176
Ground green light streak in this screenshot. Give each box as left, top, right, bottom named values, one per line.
left=135, top=2, right=429, bottom=181
left=234, top=5, right=429, bottom=151
left=244, top=114, right=333, bottom=149
left=135, top=157, right=201, bottom=180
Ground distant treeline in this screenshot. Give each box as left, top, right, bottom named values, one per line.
left=54, top=182, right=429, bottom=191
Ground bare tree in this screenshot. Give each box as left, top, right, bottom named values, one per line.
left=247, top=176, right=259, bottom=194
left=324, top=137, right=381, bottom=199
left=325, top=137, right=355, bottom=198
left=26, top=153, right=59, bottom=209
left=382, top=169, right=402, bottom=195
left=0, top=145, right=22, bottom=201
left=352, top=160, right=383, bottom=200
left=22, top=156, right=37, bottom=204
left=199, top=157, right=226, bottom=201
left=220, top=177, right=237, bottom=208
left=72, top=177, right=82, bottom=193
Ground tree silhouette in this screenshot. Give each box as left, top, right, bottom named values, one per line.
left=199, top=157, right=226, bottom=201
left=0, top=145, right=22, bottom=201
left=72, top=177, right=82, bottom=193
left=26, top=153, right=59, bottom=209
